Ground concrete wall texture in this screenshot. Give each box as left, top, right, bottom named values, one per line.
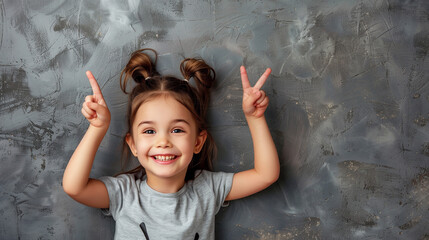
left=1, top=0, right=428, bottom=239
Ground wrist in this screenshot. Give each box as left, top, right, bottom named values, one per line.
left=88, top=124, right=109, bottom=134
left=245, top=114, right=265, bottom=122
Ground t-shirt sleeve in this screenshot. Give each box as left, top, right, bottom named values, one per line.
left=98, top=174, right=135, bottom=219
left=201, top=171, right=234, bottom=213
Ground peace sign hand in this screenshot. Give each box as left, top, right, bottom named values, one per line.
left=81, top=71, right=111, bottom=129
left=240, top=66, right=271, bottom=119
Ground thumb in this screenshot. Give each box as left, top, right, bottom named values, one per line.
left=87, top=102, right=108, bottom=115
left=246, top=89, right=262, bottom=104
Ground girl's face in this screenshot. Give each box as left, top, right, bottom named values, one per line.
left=126, top=95, right=207, bottom=185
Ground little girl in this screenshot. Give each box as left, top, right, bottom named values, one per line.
left=63, top=48, right=279, bottom=239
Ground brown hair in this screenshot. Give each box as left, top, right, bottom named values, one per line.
left=118, top=48, right=216, bottom=181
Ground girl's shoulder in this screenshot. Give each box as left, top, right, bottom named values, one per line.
left=99, top=172, right=144, bottom=191
left=192, top=170, right=234, bottom=190
left=195, top=169, right=234, bottom=178
left=188, top=170, right=234, bottom=209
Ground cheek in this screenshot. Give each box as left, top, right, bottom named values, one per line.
left=181, top=135, right=198, bottom=153
left=134, top=138, right=151, bottom=153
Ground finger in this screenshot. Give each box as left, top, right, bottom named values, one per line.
left=256, top=95, right=269, bottom=108
left=240, top=66, right=251, bottom=89
left=85, top=95, right=95, bottom=103
left=254, top=68, right=271, bottom=90
left=86, top=102, right=103, bottom=113
left=244, top=90, right=262, bottom=106
left=85, top=95, right=106, bottom=108
left=82, top=102, right=96, bottom=116
left=81, top=107, right=95, bottom=119
left=86, top=71, right=103, bottom=99
left=255, top=90, right=266, bottom=105
left=86, top=102, right=109, bottom=118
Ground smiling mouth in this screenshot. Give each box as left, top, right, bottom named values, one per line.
left=152, top=155, right=178, bottom=162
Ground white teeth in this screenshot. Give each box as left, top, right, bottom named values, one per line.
left=154, top=155, right=175, bottom=161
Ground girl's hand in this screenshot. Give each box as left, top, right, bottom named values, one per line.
left=240, top=66, right=272, bottom=119
left=81, top=71, right=111, bottom=129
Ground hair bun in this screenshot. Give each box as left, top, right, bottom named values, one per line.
left=120, top=49, right=159, bottom=93
left=180, top=58, right=215, bottom=89
left=180, top=58, right=216, bottom=117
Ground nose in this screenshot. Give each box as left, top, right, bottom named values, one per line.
left=155, top=132, right=172, bottom=148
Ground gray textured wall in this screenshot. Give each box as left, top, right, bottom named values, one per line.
left=1, top=0, right=429, bottom=239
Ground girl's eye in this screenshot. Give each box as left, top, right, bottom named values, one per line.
left=172, top=129, right=184, bottom=133
left=143, top=129, right=155, bottom=134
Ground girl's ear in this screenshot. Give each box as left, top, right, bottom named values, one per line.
left=125, top=133, right=138, bottom=157
left=194, top=130, right=207, bottom=154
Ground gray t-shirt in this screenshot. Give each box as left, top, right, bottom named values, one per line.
left=99, top=170, right=234, bottom=240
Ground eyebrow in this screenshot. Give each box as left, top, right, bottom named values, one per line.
left=137, top=119, right=191, bottom=128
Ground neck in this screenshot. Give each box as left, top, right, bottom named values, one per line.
left=146, top=174, right=186, bottom=193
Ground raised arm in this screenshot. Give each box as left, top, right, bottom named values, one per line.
left=62, top=71, right=111, bottom=208
left=225, top=66, right=280, bottom=201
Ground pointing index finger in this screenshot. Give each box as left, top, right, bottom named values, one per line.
left=254, top=68, right=272, bottom=90
left=86, top=71, right=103, bottom=97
